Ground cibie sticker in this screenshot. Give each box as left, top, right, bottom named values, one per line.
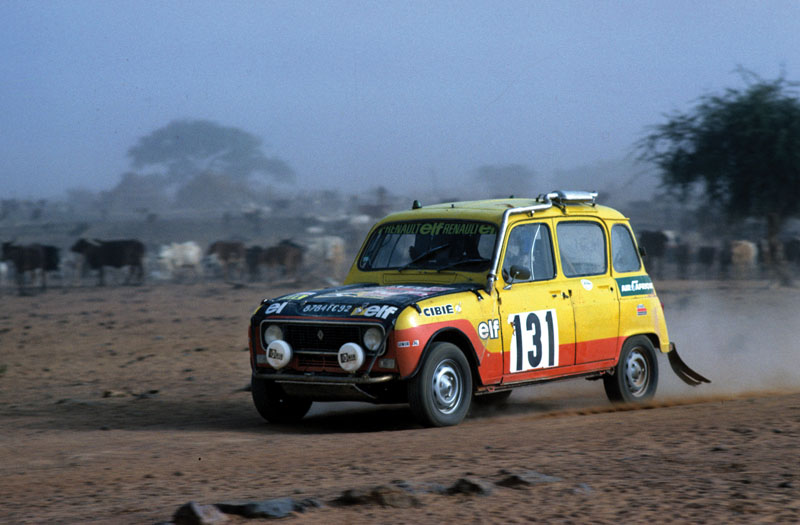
left=422, top=304, right=454, bottom=317
left=581, top=279, right=593, bottom=291
left=508, top=309, right=559, bottom=372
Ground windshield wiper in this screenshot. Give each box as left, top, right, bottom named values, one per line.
left=435, top=258, right=491, bottom=272
left=398, top=243, right=451, bottom=271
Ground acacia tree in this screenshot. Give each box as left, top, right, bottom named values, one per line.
left=128, top=119, right=295, bottom=183
left=639, top=74, right=800, bottom=285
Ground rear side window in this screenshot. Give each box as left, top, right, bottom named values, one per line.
left=556, top=221, right=607, bottom=277
left=611, top=224, right=641, bottom=273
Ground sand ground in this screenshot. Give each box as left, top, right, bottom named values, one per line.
left=1, top=280, right=798, bottom=523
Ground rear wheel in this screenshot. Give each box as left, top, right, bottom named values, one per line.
left=603, top=336, right=658, bottom=403
left=251, top=377, right=312, bottom=423
left=408, top=342, right=472, bottom=427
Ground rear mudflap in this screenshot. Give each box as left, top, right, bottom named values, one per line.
left=667, top=342, right=711, bottom=386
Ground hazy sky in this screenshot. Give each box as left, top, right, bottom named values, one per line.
left=2, top=1, right=799, bottom=199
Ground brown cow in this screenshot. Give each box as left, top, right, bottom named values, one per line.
left=208, top=241, right=246, bottom=281
left=246, top=240, right=304, bottom=281
left=71, top=238, right=145, bottom=286
left=1, top=242, right=59, bottom=295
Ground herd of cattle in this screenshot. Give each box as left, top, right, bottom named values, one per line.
left=3, top=230, right=800, bottom=295
left=0, top=236, right=347, bottom=295
left=637, top=230, right=800, bottom=280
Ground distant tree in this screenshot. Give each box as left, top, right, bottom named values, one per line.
left=101, top=172, right=171, bottom=213
left=128, top=119, right=294, bottom=183
left=173, top=171, right=254, bottom=210
left=474, top=164, right=535, bottom=197
left=639, top=73, right=800, bottom=285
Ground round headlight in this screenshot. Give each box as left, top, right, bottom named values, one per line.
left=264, top=324, right=283, bottom=344
left=363, top=327, right=383, bottom=351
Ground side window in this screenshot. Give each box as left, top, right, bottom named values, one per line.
left=611, top=224, right=641, bottom=273
left=556, top=221, right=607, bottom=277
left=502, top=223, right=555, bottom=282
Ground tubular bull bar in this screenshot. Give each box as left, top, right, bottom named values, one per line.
left=667, top=342, right=711, bottom=386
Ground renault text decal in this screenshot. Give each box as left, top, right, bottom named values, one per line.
left=379, top=222, right=496, bottom=236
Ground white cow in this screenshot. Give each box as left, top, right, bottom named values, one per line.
left=159, top=242, right=204, bottom=281
left=730, top=240, right=758, bottom=280
left=303, top=235, right=348, bottom=282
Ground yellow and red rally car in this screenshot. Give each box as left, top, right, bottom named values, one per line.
left=248, top=191, right=709, bottom=426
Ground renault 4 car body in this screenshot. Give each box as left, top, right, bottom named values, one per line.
left=248, top=191, right=708, bottom=427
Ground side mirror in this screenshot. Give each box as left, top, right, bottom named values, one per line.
left=510, top=265, right=531, bottom=280
left=503, top=265, right=531, bottom=289
left=638, top=245, right=647, bottom=258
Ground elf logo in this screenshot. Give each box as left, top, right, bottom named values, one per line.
left=264, top=302, right=288, bottom=315
left=478, top=319, right=500, bottom=340
left=351, top=304, right=399, bottom=319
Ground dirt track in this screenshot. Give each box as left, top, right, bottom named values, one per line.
left=1, top=281, right=799, bottom=523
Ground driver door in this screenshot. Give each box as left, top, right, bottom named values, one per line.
left=498, top=221, right=576, bottom=382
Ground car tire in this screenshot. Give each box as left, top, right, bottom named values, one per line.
left=408, top=342, right=472, bottom=427
left=603, top=335, right=658, bottom=403
left=251, top=377, right=312, bottom=423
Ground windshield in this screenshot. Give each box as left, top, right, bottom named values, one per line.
left=358, top=220, right=498, bottom=272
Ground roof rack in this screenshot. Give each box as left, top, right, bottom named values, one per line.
left=537, top=190, right=598, bottom=206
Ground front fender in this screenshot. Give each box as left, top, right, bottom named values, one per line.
left=391, top=320, right=487, bottom=383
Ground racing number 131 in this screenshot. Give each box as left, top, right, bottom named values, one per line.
left=509, top=309, right=558, bottom=372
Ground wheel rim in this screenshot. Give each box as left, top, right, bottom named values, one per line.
left=431, top=359, right=462, bottom=414
left=624, top=348, right=650, bottom=398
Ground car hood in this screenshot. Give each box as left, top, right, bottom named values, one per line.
left=255, top=282, right=480, bottom=328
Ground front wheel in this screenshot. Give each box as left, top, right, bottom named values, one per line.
left=408, top=342, right=472, bottom=427
left=251, top=377, right=312, bottom=424
left=603, top=336, right=658, bottom=403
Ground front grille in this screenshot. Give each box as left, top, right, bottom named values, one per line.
left=283, top=324, right=362, bottom=352
left=260, top=321, right=385, bottom=355
left=296, top=353, right=340, bottom=370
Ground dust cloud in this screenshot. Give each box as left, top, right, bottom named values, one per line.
left=658, top=281, right=800, bottom=399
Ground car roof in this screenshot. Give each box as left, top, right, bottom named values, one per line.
left=377, top=197, right=627, bottom=225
